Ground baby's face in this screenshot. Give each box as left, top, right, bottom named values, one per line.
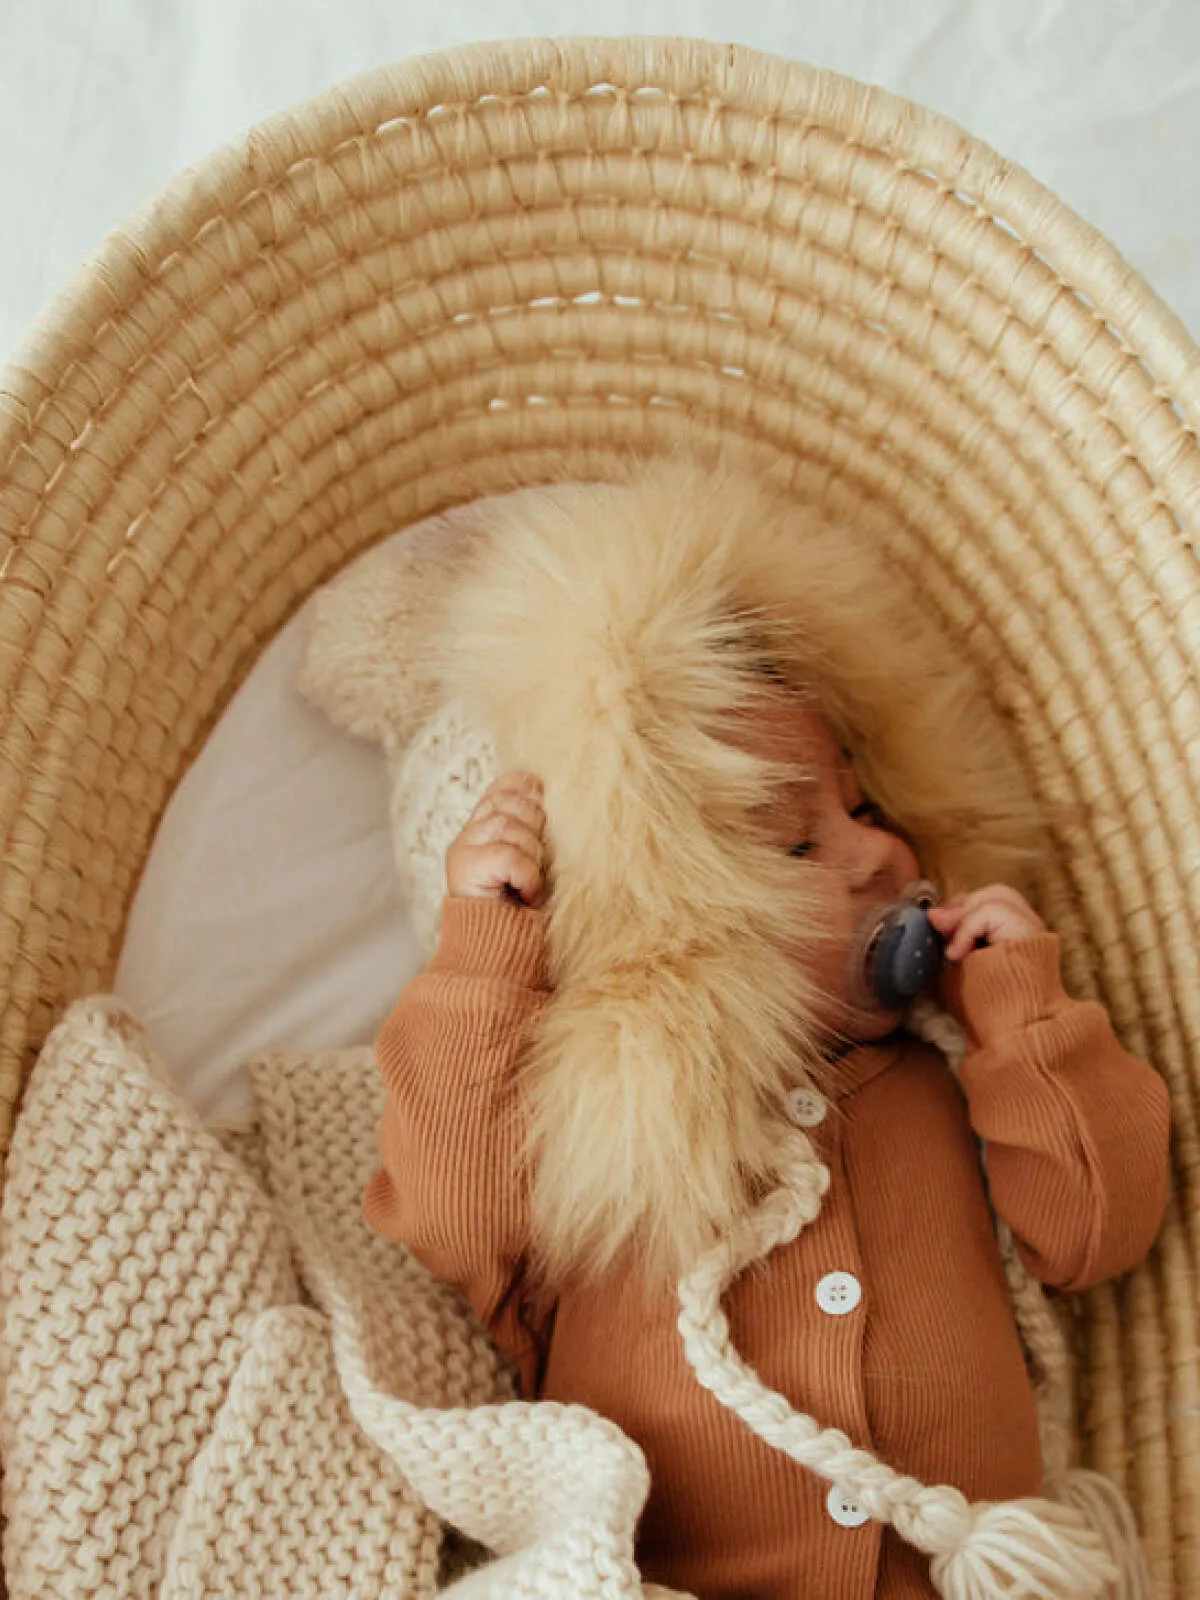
left=739, top=694, right=923, bottom=1049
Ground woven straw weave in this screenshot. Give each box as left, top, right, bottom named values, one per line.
left=0, top=34, right=1197, bottom=1597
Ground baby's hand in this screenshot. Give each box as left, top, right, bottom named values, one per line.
left=446, top=772, right=546, bottom=907
left=927, top=885, right=1045, bottom=963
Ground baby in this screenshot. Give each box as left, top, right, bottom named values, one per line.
left=363, top=464, right=1172, bottom=1600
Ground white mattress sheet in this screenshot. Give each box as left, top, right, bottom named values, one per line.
left=114, top=529, right=424, bottom=1119
left=2, top=2, right=1198, bottom=1115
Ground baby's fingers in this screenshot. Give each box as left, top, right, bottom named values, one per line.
left=485, top=771, right=544, bottom=805
left=447, top=811, right=545, bottom=902
left=929, top=885, right=1040, bottom=944
left=473, top=841, right=544, bottom=906
left=449, top=771, right=551, bottom=905
left=470, top=789, right=546, bottom=837
left=927, top=901, right=965, bottom=935
left=941, top=902, right=1041, bottom=960
left=461, top=811, right=546, bottom=865
left=446, top=839, right=544, bottom=905
left=941, top=907, right=997, bottom=961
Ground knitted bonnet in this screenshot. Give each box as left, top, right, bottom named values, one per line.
left=300, top=455, right=1151, bottom=1600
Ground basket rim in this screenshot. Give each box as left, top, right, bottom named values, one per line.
left=2, top=32, right=1199, bottom=434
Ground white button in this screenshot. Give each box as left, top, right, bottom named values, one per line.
left=827, top=1484, right=870, bottom=1528
left=815, top=1271, right=862, bottom=1316
left=786, top=1087, right=827, bottom=1127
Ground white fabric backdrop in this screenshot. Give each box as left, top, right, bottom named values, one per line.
left=2, top=1, right=1198, bottom=1114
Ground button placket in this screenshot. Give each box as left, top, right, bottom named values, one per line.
left=773, top=1094, right=878, bottom=1500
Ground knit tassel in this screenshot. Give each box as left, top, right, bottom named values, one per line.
left=1047, top=1470, right=1153, bottom=1599
left=925, top=1496, right=1118, bottom=1600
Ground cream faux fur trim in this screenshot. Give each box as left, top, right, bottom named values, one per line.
left=436, top=452, right=1045, bottom=1287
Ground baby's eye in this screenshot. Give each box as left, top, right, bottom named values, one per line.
left=852, top=801, right=887, bottom=828
left=788, top=840, right=815, bottom=859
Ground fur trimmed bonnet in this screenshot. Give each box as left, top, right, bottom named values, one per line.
left=397, top=457, right=1151, bottom=1598
left=436, top=455, right=1046, bottom=1289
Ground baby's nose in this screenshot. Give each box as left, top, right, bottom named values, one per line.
left=847, top=820, right=906, bottom=895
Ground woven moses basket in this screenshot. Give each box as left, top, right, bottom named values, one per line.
left=0, top=34, right=1197, bottom=1597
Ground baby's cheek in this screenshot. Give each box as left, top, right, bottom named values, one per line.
left=803, top=920, right=907, bottom=1043
left=811, top=933, right=854, bottom=1004
left=789, top=921, right=858, bottom=1030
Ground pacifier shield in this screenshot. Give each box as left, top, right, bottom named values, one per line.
left=848, top=881, right=945, bottom=1012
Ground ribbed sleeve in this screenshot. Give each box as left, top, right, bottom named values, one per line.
left=954, top=935, right=1173, bottom=1291
left=363, top=896, right=551, bottom=1394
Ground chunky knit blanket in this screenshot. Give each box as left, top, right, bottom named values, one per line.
left=3, top=994, right=1150, bottom=1599
left=0, top=998, right=680, bottom=1599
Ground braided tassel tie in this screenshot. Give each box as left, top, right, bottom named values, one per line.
left=676, top=1131, right=1120, bottom=1600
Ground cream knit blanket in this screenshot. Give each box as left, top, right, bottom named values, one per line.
left=2, top=996, right=1149, bottom=1598
left=0, top=998, right=682, bottom=1599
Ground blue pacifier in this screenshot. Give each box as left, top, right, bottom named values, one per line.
left=849, top=880, right=945, bottom=1012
